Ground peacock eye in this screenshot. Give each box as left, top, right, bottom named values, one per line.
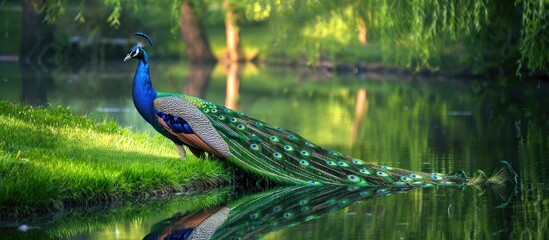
left=132, top=48, right=140, bottom=57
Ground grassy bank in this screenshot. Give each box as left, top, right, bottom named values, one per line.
left=0, top=101, right=230, bottom=218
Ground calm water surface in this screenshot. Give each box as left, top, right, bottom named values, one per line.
left=0, top=60, right=547, bottom=239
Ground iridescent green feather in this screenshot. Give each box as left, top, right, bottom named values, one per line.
left=173, top=94, right=466, bottom=188
left=127, top=33, right=517, bottom=209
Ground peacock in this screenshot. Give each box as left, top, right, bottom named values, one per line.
left=124, top=32, right=518, bottom=194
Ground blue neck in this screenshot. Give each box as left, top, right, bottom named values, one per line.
left=132, top=53, right=157, bottom=124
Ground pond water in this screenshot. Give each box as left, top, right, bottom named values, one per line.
left=1, top=60, right=548, bottom=239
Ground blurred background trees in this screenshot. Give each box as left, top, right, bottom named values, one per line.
left=5, top=0, right=548, bottom=79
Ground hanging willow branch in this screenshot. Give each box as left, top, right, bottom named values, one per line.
left=34, top=0, right=138, bottom=27
left=33, top=0, right=549, bottom=75
left=517, top=0, right=549, bottom=75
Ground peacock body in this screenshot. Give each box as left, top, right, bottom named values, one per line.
left=124, top=33, right=517, bottom=191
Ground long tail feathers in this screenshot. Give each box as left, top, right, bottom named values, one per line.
left=466, top=161, right=519, bottom=208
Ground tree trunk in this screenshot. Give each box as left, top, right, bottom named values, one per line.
left=224, top=0, right=243, bottom=64
left=222, top=0, right=242, bottom=109
left=21, top=0, right=53, bottom=63
left=357, top=18, right=368, bottom=45
left=179, top=1, right=216, bottom=63
left=20, top=0, right=53, bottom=106
left=20, top=62, right=52, bottom=106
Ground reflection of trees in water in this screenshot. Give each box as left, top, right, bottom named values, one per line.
left=7, top=63, right=547, bottom=238
left=182, top=63, right=215, bottom=98
left=224, top=63, right=241, bottom=110
left=352, top=88, right=368, bottom=144
left=20, top=0, right=55, bottom=107
left=19, top=62, right=54, bottom=107
left=475, top=81, right=549, bottom=125
left=180, top=61, right=242, bottom=111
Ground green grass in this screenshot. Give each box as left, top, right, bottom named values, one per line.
left=0, top=100, right=230, bottom=218
left=0, top=3, right=22, bottom=56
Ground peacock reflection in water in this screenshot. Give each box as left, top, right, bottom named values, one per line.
left=144, top=186, right=419, bottom=240
left=124, top=32, right=519, bottom=239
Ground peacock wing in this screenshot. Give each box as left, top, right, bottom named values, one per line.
left=153, top=95, right=230, bottom=158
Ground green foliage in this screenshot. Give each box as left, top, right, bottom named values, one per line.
left=261, top=0, right=491, bottom=69
left=244, top=0, right=547, bottom=75
left=104, top=0, right=122, bottom=27
left=170, top=0, right=182, bottom=34
left=517, top=0, right=549, bottom=75
left=462, top=1, right=522, bottom=75
left=0, top=101, right=230, bottom=218
left=30, top=0, right=549, bottom=75
left=35, top=0, right=136, bottom=27
left=39, top=0, right=67, bottom=23
left=374, top=0, right=489, bottom=69
left=0, top=3, right=21, bottom=55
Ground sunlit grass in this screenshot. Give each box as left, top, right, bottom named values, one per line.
left=0, top=100, right=230, bottom=218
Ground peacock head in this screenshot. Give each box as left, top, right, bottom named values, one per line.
left=124, top=32, right=153, bottom=62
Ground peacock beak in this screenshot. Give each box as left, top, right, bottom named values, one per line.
left=123, top=54, right=132, bottom=62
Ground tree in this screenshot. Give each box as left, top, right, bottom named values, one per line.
left=20, top=0, right=55, bottom=107
left=517, top=0, right=549, bottom=75
left=223, top=0, right=241, bottom=63
left=261, top=0, right=548, bottom=76
left=31, top=0, right=549, bottom=76
left=20, top=0, right=54, bottom=63
left=178, top=0, right=216, bottom=62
